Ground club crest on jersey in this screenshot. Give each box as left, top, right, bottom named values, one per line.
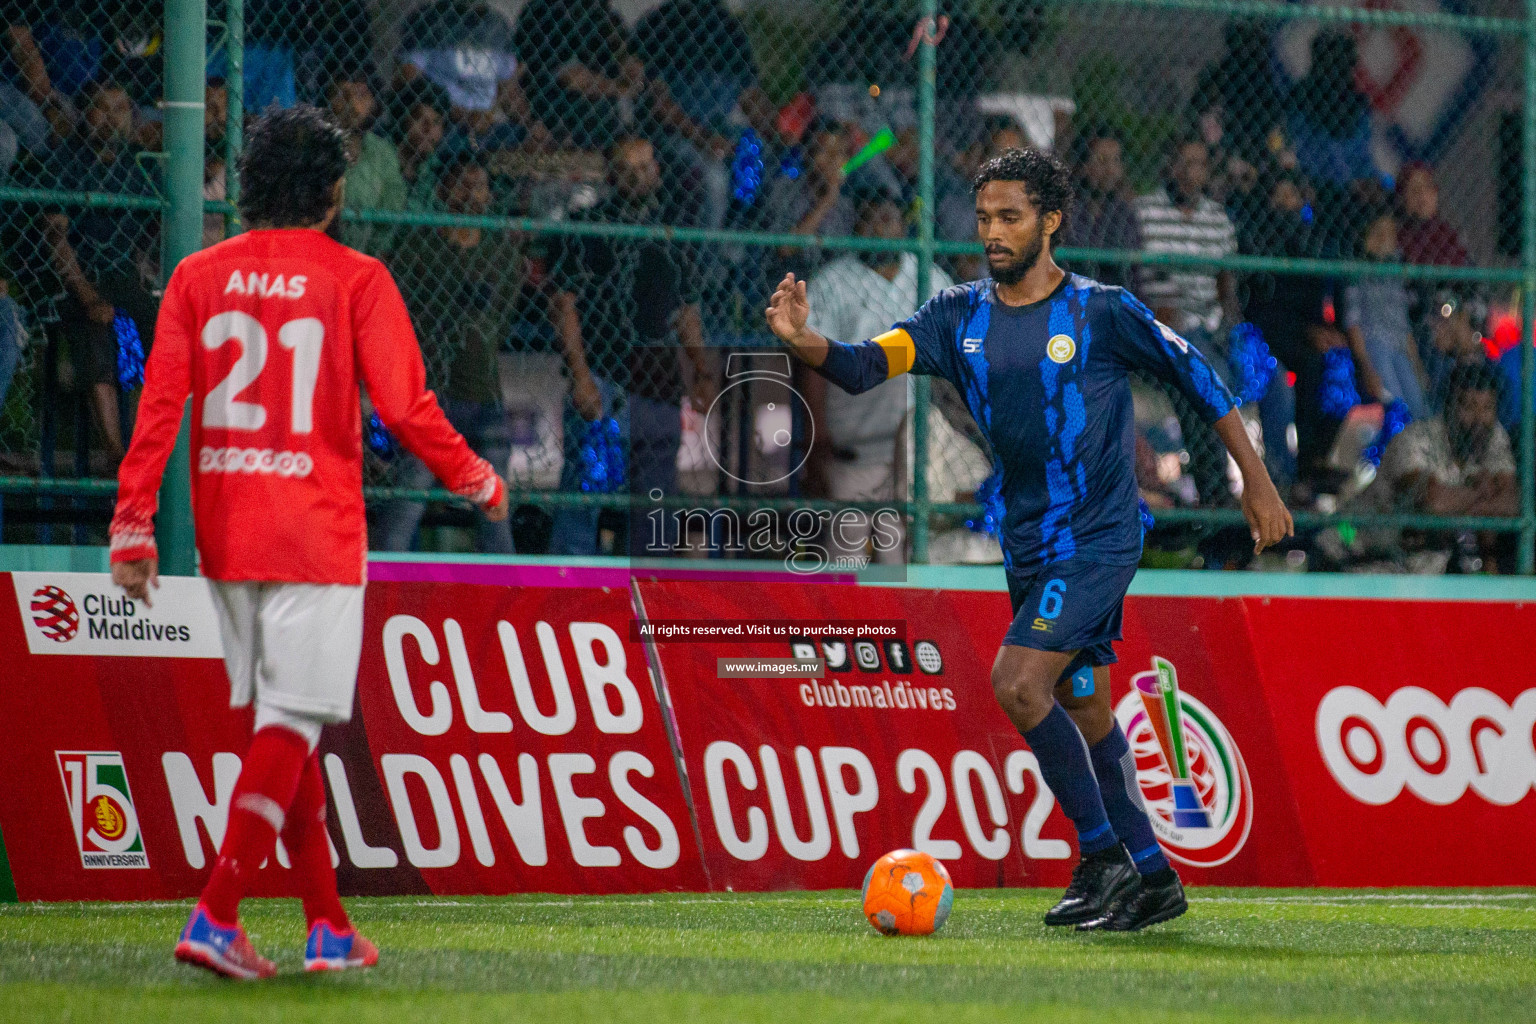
left=1046, top=334, right=1076, bottom=364
left=223, top=270, right=307, bottom=299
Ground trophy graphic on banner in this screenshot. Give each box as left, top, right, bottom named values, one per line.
left=1132, top=656, right=1212, bottom=829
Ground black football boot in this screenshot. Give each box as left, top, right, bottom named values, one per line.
left=1077, top=870, right=1188, bottom=931
left=1043, top=845, right=1139, bottom=926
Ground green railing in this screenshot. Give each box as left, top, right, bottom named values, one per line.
left=0, top=0, right=1531, bottom=570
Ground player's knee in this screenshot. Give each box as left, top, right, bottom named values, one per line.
left=991, top=659, right=1052, bottom=721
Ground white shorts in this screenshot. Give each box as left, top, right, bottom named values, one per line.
left=208, top=581, right=365, bottom=724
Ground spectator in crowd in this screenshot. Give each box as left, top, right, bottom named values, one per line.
left=378, top=155, right=523, bottom=553
left=204, top=75, right=225, bottom=150
left=1497, top=330, right=1530, bottom=440
left=980, top=115, right=1027, bottom=158
left=208, top=0, right=298, bottom=111
left=1136, top=135, right=1240, bottom=505
left=42, top=79, right=158, bottom=463
left=1190, top=19, right=1286, bottom=167
left=941, top=115, right=1027, bottom=282
left=1240, top=170, right=1339, bottom=491
left=883, top=125, right=972, bottom=243
left=1421, top=287, right=1500, bottom=413
left=100, top=6, right=162, bottom=119
left=202, top=79, right=227, bottom=247
left=547, top=133, right=712, bottom=556
left=326, top=69, right=405, bottom=253
left=759, top=118, right=857, bottom=278
left=634, top=0, right=763, bottom=232
left=515, top=0, right=644, bottom=152
left=1288, top=30, right=1380, bottom=253
left=802, top=193, right=955, bottom=563
left=1343, top=363, right=1516, bottom=573
left=1395, top=162, right=1470, bottom=267
left=0, top=1, right=69, bottom=162
left=396, top=0, right=546, bottom=152
left=0, top=263, right=22, bottom=407
left=29, top=5, right=98, bottom=103
left=1063, top=124, right=1141, bottom=289
left=1136, top=136, right=1239, bottom=337
left=1344, top=210, right=1428, bottom=419
left=387, top=78, right=453, bottom=212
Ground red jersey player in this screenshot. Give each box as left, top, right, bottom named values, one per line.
left=109, top=106, right=509, bottom=979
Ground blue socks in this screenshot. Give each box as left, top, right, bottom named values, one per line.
left=1089, top=722, right=1172, bottom=876
left=1021, top=702, right=1119, bottom=855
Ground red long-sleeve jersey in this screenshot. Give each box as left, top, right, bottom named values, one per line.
left=110, top=228, right=503, bottom=584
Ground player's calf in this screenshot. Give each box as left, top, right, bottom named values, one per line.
left=992, top=646, right=1134, bottom=925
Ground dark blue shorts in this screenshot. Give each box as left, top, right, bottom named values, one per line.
left=1003, top=560, right=1138, bottom=667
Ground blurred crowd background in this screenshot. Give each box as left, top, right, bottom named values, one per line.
left=0, top=0, right=1531, bottom=574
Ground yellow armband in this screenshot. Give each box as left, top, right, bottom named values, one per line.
left=871, top=329, right=915, bottom=377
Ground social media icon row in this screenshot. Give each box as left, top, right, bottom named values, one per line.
left=787, top=637, right=943, bottom=676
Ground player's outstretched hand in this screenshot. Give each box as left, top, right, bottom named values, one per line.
left=1242, top=475, right=1294, bottom=555
left=765, top=273, right=809, bottom=345
left=112, top=556, right=160, bottom=608
left=484, top=477, right=511, bottom=522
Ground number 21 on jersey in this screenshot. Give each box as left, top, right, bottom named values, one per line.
left=201, top=311, right=323, bottom=435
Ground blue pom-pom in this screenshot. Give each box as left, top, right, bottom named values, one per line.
left=1361, top=398, right=1412, bottom=467
left=1226, top=321, right=1276, bottom=405
left=114, top=310, right=145, bottom=390
left=578, top=416, right=626, bottom=493
left=1319, top=346, right=1362, bottom=419
left=365, top=411, right=398, bottom=459
left=1138, top=496, right=1155, bottom=537
left=731, top=128, right=765, bottom=204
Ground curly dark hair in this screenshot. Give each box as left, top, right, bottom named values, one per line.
left=1446, top=361, right=1503, bottom=403
left=973, top=146, right=1074, bottom=242
left=237, top=105, right=350, bottom=229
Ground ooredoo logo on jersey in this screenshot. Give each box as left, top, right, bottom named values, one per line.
left=56, top=751, right=148, bottom=869
left=1113, top=656, right=1254, bottom=868
left=10, top=572, right=224, bottom=658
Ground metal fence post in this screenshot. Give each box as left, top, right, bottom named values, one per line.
left=912, top=0, right=939, bottom=565
left=224, top=0, right=243, bottom=237
left=156, top=0, right=207, bottom=575
left=1522, top=0, right=1536, bottom=573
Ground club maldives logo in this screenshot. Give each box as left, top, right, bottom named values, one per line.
left=1113, top=657, right=1253, bottom=868
left=31, top=585, right=80, bottom=642
left=56, top=751, right=148, bottom=869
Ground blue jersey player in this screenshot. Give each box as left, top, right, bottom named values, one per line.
left=766, top=148, right=1293, bottom=931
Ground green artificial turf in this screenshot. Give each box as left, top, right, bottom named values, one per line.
left=0, top=889, right=1532, bottom=1023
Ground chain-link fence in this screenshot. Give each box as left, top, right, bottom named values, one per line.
left=0, top=0, right=1533, bottom=575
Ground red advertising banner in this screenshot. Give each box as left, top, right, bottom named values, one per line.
left=1, top=568, right=1532, bottom=900
left=1243, top=597, right=1536, bottom=887
left=639, top=583, right=1314, bottom=892
left=350, top=582, right=704, bottom=895
left=0, top=574, right=703, bottom=900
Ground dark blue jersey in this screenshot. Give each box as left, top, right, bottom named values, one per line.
left=817, top=273, right=1235, bottom=572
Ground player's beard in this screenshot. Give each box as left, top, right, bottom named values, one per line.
left=987, top=225, right=1045, bottom=286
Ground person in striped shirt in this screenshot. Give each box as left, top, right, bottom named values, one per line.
left=1134, top=137, right=1242, bottom=506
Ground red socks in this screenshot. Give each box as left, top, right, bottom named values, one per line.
left=199, top=726, right=310, bottom=925
left=282, top=752, right=350, bottom=931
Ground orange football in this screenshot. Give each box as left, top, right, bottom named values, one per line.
left=861, top=849, right=954, bottom=935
